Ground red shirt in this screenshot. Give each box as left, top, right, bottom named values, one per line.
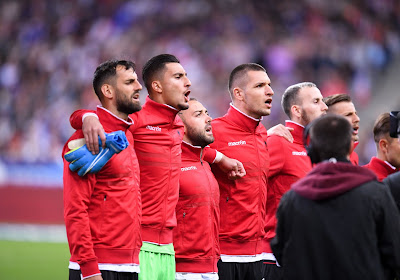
left=264, top=121, right=312, bottom=254
left=63, top=107, right=141, bottom=278
left=174, top=142, right=220, bottom=273
left=364, top=157, right=397, bottom=181
left=209, top=105, right=269, bottom=256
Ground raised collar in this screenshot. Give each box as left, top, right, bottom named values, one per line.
left=285, top=120, right=304, bottom=144
left=97, top=106, right=133, bottom=131
left=224, top=104, right=261, bottom=132
left=370, top=156, right=397, bottom=174
left=142, top=96, right=179, bottom=122
left=181, top=141, right=205, bottom=161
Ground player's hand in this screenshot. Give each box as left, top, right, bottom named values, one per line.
left=83, top=116, right=106, bottom=154
left=217, top=155, right=246, bottom=180
left=268, top=124, right=294, bottom=143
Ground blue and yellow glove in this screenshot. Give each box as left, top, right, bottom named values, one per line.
left=64, top=131, right=129, bottom=176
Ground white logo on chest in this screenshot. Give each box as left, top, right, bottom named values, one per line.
left=146, top=125, right=161, bottom=132
left=228, top=140, right=246, bottom=146
left=292, top=151, right=307, bottom=156
left=181, top=166, right=197, bottom=172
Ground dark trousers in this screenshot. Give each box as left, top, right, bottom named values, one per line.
left=262, top=261, right=283, bottom=280
left=69, top=269, right=138, bottom=280
left=217, top=259, right=264, bottom=280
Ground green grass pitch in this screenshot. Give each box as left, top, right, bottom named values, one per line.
left=0, top=240, right=70, bottom=280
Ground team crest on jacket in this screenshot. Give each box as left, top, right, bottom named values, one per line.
left=228, top=140, right=246, bottom=146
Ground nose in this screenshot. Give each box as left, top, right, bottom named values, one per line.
left=266, top=85, right=274, bottom=96
left=353, top=113, right=360, bottom=123
left=206, top=115, right=212, bottom=123
left=321, top=102, right=328, bottom=111
left=185, top=76, right=191, bottom=87
left=136, top=81, right=143, bottom=91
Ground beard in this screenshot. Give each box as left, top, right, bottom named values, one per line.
left=186, top=126, right=214, bottom=148
left=116, top=91, right=142, bottom=115
left=301, top=110, right=311, bottom=125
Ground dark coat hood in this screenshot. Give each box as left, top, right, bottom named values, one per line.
left=292, top=161, right=377, bottom=200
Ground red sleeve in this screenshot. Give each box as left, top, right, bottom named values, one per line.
left=62, top=141, right=100, bottom=278
left=267, top=135, right=285, bottom=178
left=203, top=146, right=218, bottom=164
left=70, top=109, right=96, bottom=130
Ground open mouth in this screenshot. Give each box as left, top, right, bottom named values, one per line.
left=205, top=125, right=212, bottom=134
left=184, top=91, right=191, bottom=102
left=353, top=126, right=359, bottom=135
left=265, top=99, right=272, bottom=107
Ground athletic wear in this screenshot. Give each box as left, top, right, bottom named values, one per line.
left=70, top=97, right=217, bottom=245
left=364, top=156, right=398, bottom=181
left=217, top=260, right=264, bottom=280
left=350, top=142, right=359, bottom=165
left=271, top=161, right=400, bottom=280
left=174, top=141, right=220, bottom=274
left=139, top=243, right=175, bottom=280
left=209, top=104, right=269, bottom=258
left=63, top=106, right=141, bottom=279
left=264, top=121, right=312, bottom=253
left=69, top=269, right=138, bottom=280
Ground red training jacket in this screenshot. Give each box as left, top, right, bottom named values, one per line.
left=264, top=121, right=312, bottom=254
left=174, top=141, right=220, bottom=273
left=63, top=107, right=141, bottom=278
left=209, top=105, right=269, bottom=256
left=363, top=156, right=398, bottom=181
left=70, top=97, right=216, bottom=245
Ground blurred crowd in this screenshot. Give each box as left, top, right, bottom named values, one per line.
left=0, top=0, right=399, bottom=163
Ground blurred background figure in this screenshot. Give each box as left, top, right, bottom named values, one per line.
left=364, top=113, right=400, bottom=181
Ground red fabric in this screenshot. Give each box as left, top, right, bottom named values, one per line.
left=350, top=142, right=359, bottom=165
left=209, top=105, right=269, bottom=256
left=264, top=121, right=312, bottom=252
left=63, top=107, right=141, bottom=278
left=70, top=97, right=184, bottom=244
left=174, top=142, right=220, bottom=273
left=364, top=157, right=398, bottom=181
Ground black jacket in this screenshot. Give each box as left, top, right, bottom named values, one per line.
left=271, top=161, right=400, bottom=280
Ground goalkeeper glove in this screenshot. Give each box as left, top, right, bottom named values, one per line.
left=64, top=130, right=129, bottom=176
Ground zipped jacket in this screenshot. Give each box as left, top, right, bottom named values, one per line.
left=63, top=107, right=141, bottom=278
left=174, top=141, right=220, bottom=273
left=209, top=105, right=269, bottom=256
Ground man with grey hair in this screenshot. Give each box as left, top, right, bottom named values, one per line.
left=262, top=82, right=328, bottom=279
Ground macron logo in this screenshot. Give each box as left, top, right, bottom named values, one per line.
left=292, top=151, right=307, bottom=156
left=146, top=125, right=161, bottom=132
left=181, top=166, right=197, bottom=172
left=228, top=140, right=246, bottom=146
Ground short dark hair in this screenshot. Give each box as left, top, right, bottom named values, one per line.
left=281, top=82, right=317, bottom=119
left=142, top=54, right=180, bottom=91
left=93, top=59, right=136, bottom=101
left=323, top=94, right=352, bottom=108
left=309, top=114, right=352, bottom=162
left=228, top=63, right=266, bottom=96
left=373, top=113, right=391, bottom=143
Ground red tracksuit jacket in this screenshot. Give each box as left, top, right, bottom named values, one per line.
left=209, top=105, right=269, bottom=256
left=63, top=107, right=141, bottom=278
left=70, top=97, right=216, bottom=245
left=364, top=156, right=398, bottom=181
left=174, top=141, right=220, bottom=273
left=264, top=121, right=312, bottom=254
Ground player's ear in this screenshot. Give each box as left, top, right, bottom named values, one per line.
left=232, top=87, right=244, bottom=101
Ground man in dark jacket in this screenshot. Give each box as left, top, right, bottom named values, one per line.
left=271, top=114, right=400, bottom=280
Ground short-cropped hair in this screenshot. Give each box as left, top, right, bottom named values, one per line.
left=309, top=114, right=353, bottom=161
